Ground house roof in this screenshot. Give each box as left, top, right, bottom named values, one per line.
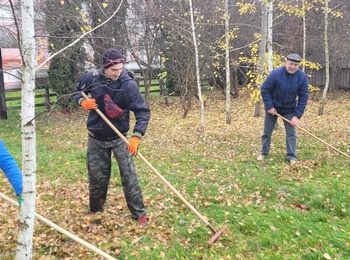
left=0, top=27, right=18, bottom=48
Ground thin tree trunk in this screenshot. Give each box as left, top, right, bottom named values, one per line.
left=225, top=0, right=231, bottom=124
left=267, top=0, right=273, bottom=72
left=189, top=0, right=205, bottom=132
left=254, top=1, right=267, bottom=117
left=17, top=0, right=37, bottom=258
left=319, top=0, right=329, bottom=115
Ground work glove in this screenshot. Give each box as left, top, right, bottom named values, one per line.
left=128, top=136, right=141, bottom=156
left=81, top=98, right=97, bottom=110
left=18, top=194, right=22, bottom=208
left=104, top=94, right=126, bottom=119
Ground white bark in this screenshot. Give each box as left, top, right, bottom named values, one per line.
left=319, top=0, right=329, bottom=115
left=267, top=0, right=273, bottom=72
left=189, top=0, right=205, bottom=131
left=16, top=0, right=36, bottom=258
left=254, top=1, right=268, bottom=117
left=302, top=0, right=306, bottom=72
left=225, top=0, right=231, bottom=124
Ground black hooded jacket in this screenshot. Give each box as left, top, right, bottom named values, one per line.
left=74, top=68, right=150, bottom=141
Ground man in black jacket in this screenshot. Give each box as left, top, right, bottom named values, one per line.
left=74, top=48, right=150, bottom=226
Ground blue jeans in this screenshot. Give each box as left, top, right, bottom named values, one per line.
left=261, top=112, right=297, bottom=161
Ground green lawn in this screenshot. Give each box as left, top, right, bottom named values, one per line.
left=1, top=91, right=350, bottom=259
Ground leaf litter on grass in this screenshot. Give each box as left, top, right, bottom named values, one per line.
left=1, top=91, right=350, bottom=259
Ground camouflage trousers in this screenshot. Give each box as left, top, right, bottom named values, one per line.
left=87, top=137, right=146, bottom=218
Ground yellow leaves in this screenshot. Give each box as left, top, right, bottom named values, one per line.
left=218, top=43, right=226, bottom=51
left=102, top=2, right=108, bottom=8
left=309, top=84, right=320, bottom=93
left=236, top=2, right=256, bottom=15
left=278, top=0, right=343, bottom=19
left=80, top=25, right=92, bottom=33
left=228, top=30, right=237, bottom=40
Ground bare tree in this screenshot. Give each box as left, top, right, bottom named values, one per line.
left=253, top=1, right=267, bottom=117
left=224, top=0, right=231, bottom=124
left=127, top=0, right=162, bottom=103
left=189, top=0, right=205, bottom=131
left=319, top=0, right=329, bottom=115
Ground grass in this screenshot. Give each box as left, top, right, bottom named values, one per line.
left=1, top=90, right=350, bottom=259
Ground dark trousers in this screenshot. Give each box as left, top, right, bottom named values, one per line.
left=87, top=137, right=146, bottom=218
left=261, top=112, right=297, bottom=161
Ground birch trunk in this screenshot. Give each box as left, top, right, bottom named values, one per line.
left=225, top=0, right=231, bottom=124
left=189, top=0, right=205, bottom=131
left=253, top=1, right=267, bottom=117
left=319, top=0, right=329, bottom=115
left=302, top=0, right=306, bottom=72
left=267, top=0, right=273, bottom=72
left=16, top=0, right=36, bottom=258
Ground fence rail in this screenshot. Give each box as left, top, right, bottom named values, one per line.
left=3, top=81, right=160, bottom=113
left=5, top=85, right=57, bottom=111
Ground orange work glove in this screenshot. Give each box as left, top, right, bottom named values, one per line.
left=81, top=98, right=97, bottom=110
left=127, top=136, right=141, bottom=156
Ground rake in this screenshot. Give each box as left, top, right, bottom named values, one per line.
left=81, top=92, right=227, bottom=244
left=277, top=113, right=350, bottom=160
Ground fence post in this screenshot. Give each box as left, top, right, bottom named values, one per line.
left=0, top=49, right=8, bottom=119
left=44, top=84, right=51, bottom=109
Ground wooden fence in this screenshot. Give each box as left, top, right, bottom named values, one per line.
left=306, top=56, right=350, bottom=91
left=3, top=80, right=160, bottom=116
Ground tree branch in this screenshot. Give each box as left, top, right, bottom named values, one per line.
left=36, top=0, right=124, bottom=71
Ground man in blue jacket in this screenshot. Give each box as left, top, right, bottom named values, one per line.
left=0, top=138, right=23, bottom=206
left=74, top=48, right=150, bottom=226
left=257, top=53, right=309, bottom=166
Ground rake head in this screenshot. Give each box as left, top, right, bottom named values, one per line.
left=208, top=225, right=227, bottom=245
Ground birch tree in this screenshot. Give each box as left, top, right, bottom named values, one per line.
left=224, top=0, right=231, bottom=124
left=319, top=0, right=329, bottom=115
left=189, top=0, right=205, bottom=131
left=253, top=0, right=267, bottom=117
left=301, top=0, right=306, bottom=72
left=267, top=0, right=273, bottom=72
left=16, top=0, right=36, bottom=257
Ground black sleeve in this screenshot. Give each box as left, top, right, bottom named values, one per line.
left=73, top=72, right=95, bottom=105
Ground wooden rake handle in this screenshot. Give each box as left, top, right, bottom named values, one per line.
left=80, top=92, right=217, bottom=232
left=0, top=192, right=117, bottom=260
left=276, top=114, right=350, bottom=160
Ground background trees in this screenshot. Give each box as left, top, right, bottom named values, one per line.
left=3, top=0, right=350, bottom=257
left=43, top=0, right=86, bottom=108
left=29, top=0, right=350, bottom=115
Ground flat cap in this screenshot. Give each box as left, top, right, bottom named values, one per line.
left=287, top=53, right=302, bottom=62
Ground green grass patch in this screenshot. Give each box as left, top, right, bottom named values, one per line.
left=1, top=91, right=350, bottom=259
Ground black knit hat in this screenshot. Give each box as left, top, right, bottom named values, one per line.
left=102, top=48, right=125, bottom=69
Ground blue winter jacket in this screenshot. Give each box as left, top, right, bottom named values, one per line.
left=74, top=68, right=150, bottom=141
left=0, top=138, right=23, bottom=195
left=261, top=66, right=309, bottom=118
